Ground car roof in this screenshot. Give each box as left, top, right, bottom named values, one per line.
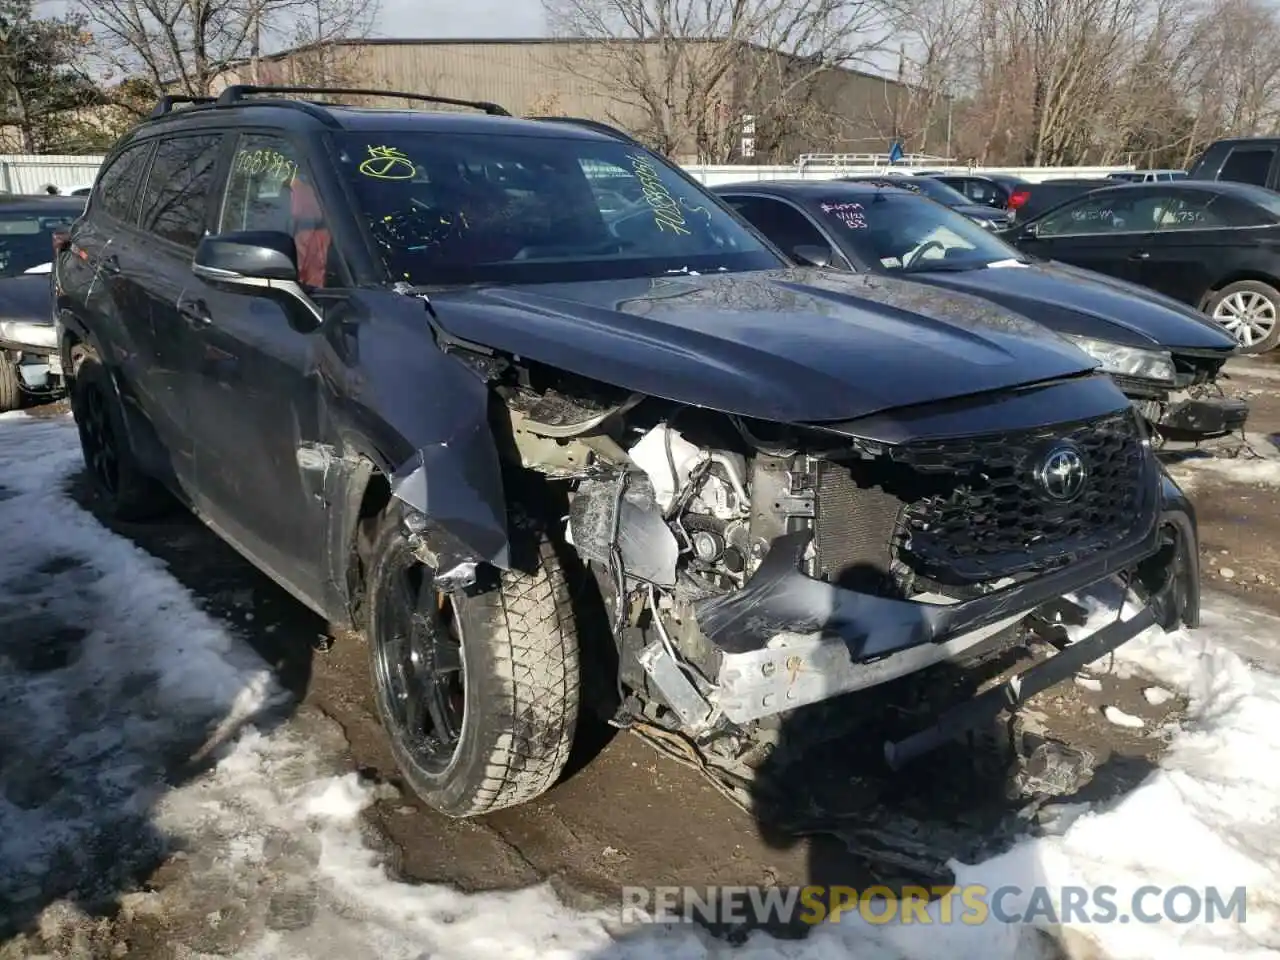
left=931, top=171, right=1028, bottom=184
left=0, top=194, right=85, bottom=211
left=712, top=179, right=906, bottom=196
left=1077, top=179, right=1276, bottom=200
left=130, top=99, right=618, bottom=144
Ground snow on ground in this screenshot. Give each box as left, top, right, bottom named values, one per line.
left=1164, top=433, right=1280, bottom=491
left=2, top=411, right=1280, bottom=959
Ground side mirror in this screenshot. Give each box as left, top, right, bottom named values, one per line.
left=193, top=230, right=299, bottom=283
left=1019, top=222, right=1039, bottom=240
left=192, top=231, right=322, bottom=325
left=791, top=243, right=834, bottom=268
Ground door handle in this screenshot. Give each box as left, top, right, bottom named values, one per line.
left=1129, top=250, right=1150, bottom=260
left=177, top=294, right=212, bottom=325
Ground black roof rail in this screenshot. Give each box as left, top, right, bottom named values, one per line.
left=215, top=84, right=511, bottom=116
left=529, top=116, right=640, bottom=145
left=149, top=95, right=217, bottom=118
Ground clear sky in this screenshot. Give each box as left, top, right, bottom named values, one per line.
left=374, top=0, right=547, bottom=37
left=35, top=0, right=549, bottom=40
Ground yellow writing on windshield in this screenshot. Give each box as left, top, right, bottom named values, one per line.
left=629, top=153, right=692, bottom=236
left=359, top=145, right=416, bottom=180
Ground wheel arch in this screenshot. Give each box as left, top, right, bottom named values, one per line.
left=1198, top=270, right=1280, bottom=309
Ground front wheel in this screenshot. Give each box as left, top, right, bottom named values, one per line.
left=365, top=513, right=581, bottom=817
left=1205, top=280, right=1280, bottom=353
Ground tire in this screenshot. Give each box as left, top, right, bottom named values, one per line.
left=69, top=349, right=169, bottom=521
left=0, top=357, right=20, bottom=413
left=1204, top=280, right=1280, bottom=354
left=366, top=511, right=581, bottom=817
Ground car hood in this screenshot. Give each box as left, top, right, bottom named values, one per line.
left=904, top=259, right=1238, bottom=352
left=428, top=268, right=1099, bottom=424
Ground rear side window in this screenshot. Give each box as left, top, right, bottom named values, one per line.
left=724, top=196, right=829, bottom=256
left=1218, top=148, right=1274, bottom=187
left=93, top=142, right=152, bottom=224
left=1209, top=194, right=1280, bottom=227
left=139, top=134, right=224, bottom=249
left=965, top=179, right=1001, bottom=204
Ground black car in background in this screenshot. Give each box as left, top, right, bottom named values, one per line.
left=834, top=174, right=1013, bottom=230
left=0, top=194, right=83, bottom=278
left=0, top=194, right=84, bottom=410
left=1187, top=137, right=1280, bottom=191
left=1003, top=180, right=1280, bottom=353
left=920, top=172, right=1033, bottom=214
left=713, top=179, right=1246, bottom=443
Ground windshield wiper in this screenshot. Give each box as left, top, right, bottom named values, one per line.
left=901, top=261, right=984, bottom=273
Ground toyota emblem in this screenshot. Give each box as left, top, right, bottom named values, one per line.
left=1036, top=444, right=1087, bottom=502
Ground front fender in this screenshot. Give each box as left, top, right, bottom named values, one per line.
left=325, top=294, right=511, bottom=607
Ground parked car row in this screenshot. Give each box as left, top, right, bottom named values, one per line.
left=713, top=178, right=1246, bottom=441
left=891, top=136, right=1280, bottom=354
left=40, top=86, right=1205, bottom=823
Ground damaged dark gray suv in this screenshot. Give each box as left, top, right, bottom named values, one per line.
left=54, top=86, right=1200, bottom=818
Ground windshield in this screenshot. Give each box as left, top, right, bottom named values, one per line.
left=335, top=132, right=780, bottom=286
left=812, top=192, right=1025, bottom=272
left=0, top=209, right=78, bottom=277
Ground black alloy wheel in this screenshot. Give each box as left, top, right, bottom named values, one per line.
left=77, top=381, right=120, bottom=498
left=372, top=555, right=466, bottom=773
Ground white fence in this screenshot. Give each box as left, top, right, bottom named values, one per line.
left=0, top=155, right=104, bottom=194
left=680, top=164, right=1136, bottom=186
left=0, top=153, right=1137, bottom=196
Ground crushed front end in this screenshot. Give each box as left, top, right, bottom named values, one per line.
left=520, top=374, right=1198, bottom=771
left=1117, top=348, right=1248, bottom=446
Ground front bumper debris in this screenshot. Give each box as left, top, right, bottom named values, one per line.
left=1155, top=395, right=1249, bottom=442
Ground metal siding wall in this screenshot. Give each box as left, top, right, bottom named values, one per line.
left=0, top=156, right=104, bottom=194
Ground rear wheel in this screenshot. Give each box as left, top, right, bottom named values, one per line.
left=70, top=350, right=168, bottom=521
left=0, top=356, right=20, bottom=413
left=1205, top=280, right=1280, bottom=353
left=365, top=512, right=580, bottom=817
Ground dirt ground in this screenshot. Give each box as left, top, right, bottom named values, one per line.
left=6, top=353, right=1280, bottom=957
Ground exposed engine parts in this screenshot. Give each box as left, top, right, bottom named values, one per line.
left=494, top=370, right=1166, bottom=788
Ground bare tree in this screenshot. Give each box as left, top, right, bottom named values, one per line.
left=73, top=0, right=380, bottom=109
left=543, top=0, right=901, bottom=163
left=273, top=0, right=379, bottom=87
left=870, top=0, right=976, bottom=155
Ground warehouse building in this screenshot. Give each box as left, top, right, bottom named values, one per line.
left=215, top=38, right=948, bottom=164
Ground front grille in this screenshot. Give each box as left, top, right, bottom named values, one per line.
left=813, top=411, right=1150, bottom=589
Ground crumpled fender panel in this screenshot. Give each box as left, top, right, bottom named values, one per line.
left=329, top=293, right=512, bottom=576
left=389, top=415, right=510, bottom=570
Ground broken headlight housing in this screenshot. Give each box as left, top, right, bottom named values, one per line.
left=1062, top=335, right=1176, bottom=384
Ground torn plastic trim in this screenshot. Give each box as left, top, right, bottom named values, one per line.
left=1154, top=394, right=1249, bottom=442
left=696, top=515, right=1162, bottom=663
left=882, top=604, right=1161, bottom=769
left=389, top=421, right=511, bottom=576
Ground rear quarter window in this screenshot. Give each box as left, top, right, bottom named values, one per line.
left=1218, top=147, right=1275, bottom=187
left=92, top=141, right=154, bottom=224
